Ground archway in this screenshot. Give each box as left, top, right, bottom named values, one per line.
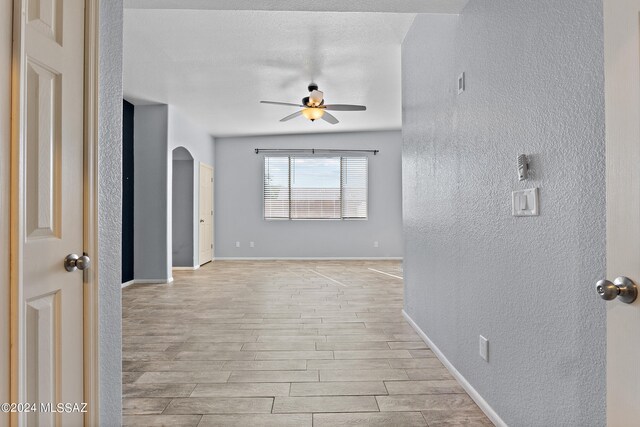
left=171, top=146, right=195, bottom=268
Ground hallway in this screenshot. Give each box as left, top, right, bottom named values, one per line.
left=122, top=261, right=492, bottom=426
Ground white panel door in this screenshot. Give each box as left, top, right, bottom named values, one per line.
left=199, top=163, right=214, bottom=265
left=12, top=0, right=85, bottom=425
left=603, top=0, right=640, bottom=425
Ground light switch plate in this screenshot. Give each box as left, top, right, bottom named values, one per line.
left=512, top=188, right=539, bottom=216
left=479, top=335, right=489, bottom=362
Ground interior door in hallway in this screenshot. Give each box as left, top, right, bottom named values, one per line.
left=199, top=163, right=214, bottom=265
left=11, top=0, right=86, bottom=425
left=603, top=0, right=640, bottom=425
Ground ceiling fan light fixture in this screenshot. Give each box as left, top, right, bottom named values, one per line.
left=260, top=84, right=365, bottom=125
left=302, top=108, right=325, bottom=121
left=309, top=90, right=324, bottom=107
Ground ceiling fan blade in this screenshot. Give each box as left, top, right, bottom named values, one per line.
left=280, top=110, right=303, bottom=122
left=321, top=111, right=339, bottom=125
left=309, top=90, right=324, bottom=104
left=261, top=101, right=304, bottom=107
left=323, top=104, right=367, bottom=111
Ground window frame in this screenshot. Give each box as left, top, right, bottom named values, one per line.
left=262, top=154, right=369, bottom=221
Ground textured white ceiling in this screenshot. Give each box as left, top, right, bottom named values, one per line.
left=124, top=10, right=418, bottom=136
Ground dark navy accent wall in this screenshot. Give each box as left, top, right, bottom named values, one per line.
left=122, top=100, right=135, bottom=283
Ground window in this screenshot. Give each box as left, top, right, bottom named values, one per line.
left=263, top=157, right=290, bottom=219
left=264, top=156, right=368, bottom=220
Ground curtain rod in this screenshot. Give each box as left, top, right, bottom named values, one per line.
left=255, top=148, right=379, bottom=155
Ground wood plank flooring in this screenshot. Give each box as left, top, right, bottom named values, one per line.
left=122, top=260, right=493, bottom=426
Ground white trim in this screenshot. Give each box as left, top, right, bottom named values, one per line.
left=10, top=1, right=26, bottom=421
left=214, top=257, right=404, bottom=261
left=172, top=265, right=200, bottom=271
left=0, top=0, right=12, bottom=424
left=132, top=278, right=174, bottom=285
left=402, top=310, right=508, bottom=427
left=121, top=280, right=135, bottom=289
left=83, top=1, right=100, bottom=424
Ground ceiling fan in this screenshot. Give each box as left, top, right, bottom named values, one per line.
left=260, top=83, right=366, bottom=125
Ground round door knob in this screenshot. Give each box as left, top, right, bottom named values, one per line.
left=596, top=277, right=637, bottom=304
left=64, top=254, right=91, bottom=272
left=596, top=280, right=619, bottom=300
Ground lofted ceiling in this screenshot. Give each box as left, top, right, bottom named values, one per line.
left=123, top=5, right=459, bottom=137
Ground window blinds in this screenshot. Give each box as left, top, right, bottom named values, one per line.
left=341, top=157, right=368, bottom=219
left=264, top=156, right=368, bottom=220
left=263, top=156, right=290, bottom=219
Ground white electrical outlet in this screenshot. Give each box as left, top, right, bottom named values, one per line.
left=250, top=241, right=255, bottom=248
left=373, top=241, right=379, bottom=248
left=479, top=335, right=489, bottom=362
left=235, top=241, right=240, bottom=248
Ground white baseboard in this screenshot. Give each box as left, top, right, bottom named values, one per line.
left=172, top=265, right=200, bottom=271
left=214, top=257, right=404, bottom=261
left=402, top=310, right=508, bottom=427
left=127, top=277, right=174, bottom=285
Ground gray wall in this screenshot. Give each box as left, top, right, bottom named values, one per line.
left=172, top=156, right=195, bottom=267
left=402, top=3, right=605, bottom=426
left=133, top=104, right=215, bottom=278
left=98, top=0, right=123, bottom=424
left=168, top=106, right=216, bottom=161
left=168, top=106, right=215, bottom=267
left=134, top=105, right=171, bottom=281
left=215, top=131, right=403, bottom=258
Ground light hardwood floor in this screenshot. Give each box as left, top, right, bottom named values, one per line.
left=122, top=261, right=493, bottom=426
